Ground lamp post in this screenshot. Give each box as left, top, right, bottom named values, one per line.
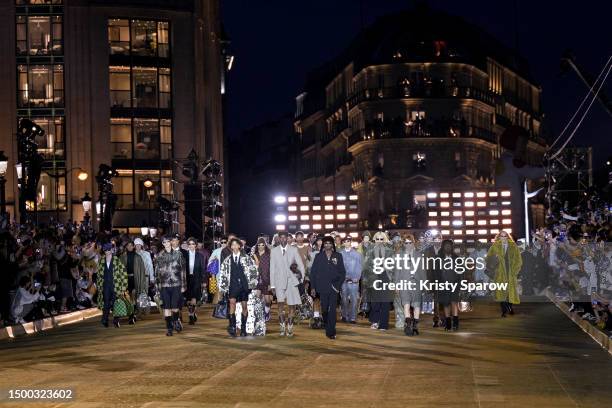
left=143, top=178, right=155, bottom=230
left=0, top=151, right=8, bottom=216
left=81, top=192, right=92, bottom=225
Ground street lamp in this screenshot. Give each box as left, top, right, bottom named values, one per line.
left=144, top=178, right=155, bottom=230
left=81, top=192, right=92, bottom=225
left=0, top=151, right=8, bottom=216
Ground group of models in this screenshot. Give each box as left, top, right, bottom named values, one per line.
left=96, top=229, right=522, bottom=339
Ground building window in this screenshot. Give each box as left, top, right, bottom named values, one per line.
left=37, top=172, right=66, bottom=211
left=114, top=169, right=134, bottom=209
left=109, top=66, right=171, bottom=109
left=108, top=19, right=130, bottom=55
left=16, top=1, right=63, bottom=4
left=113, top=169, right=172, bottom=209
left=15, top=16, right=63, bottom=56
left=18, top=64, right=64, bottom=108
left=109, top=19, right=169, bottom=58
left=109, top=66, right=131, bottom=108
left=158, top=21, right=169, bottom=58
left=131, top=20, right=157, bottom=57
left=132, top=67, right=158, bottom=108
left=134, top=119, right=160, bottom=159
left=413, top=152, right=427, bottom=171
left=31, top=117, right=65, bottom=160
left=111, top=118, right=132, bottom=159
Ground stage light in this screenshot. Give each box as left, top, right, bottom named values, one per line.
left=441, top=220, right=450, bottom=226
left=429, top=229, right=439, bottom=236
left=466, top=220, right=475, bottom=226
left=288, top=196, right=297, bottom=202
left=429, top=220, right=438, bottom=226
left=452, top=192, right=461, bottom=198
left=337, top=205, right=346, bottom=210
left=299, top=205, right=309, bottom=211
left=300, top=197, right=309, bottom=202
left=313, top=214, right=322, bottom=220
left=288, top=215, right=297, bottom=221
left=325, top=224, right=334, bottom=229
left=440, top=193, right=449, bottom=198
left=478, top=220, right=487, bottom=225
left=313, top=224, right=322, bottom=230
left=464, top=192, right=474, bottom=198
left=489, top=192, right=498, bottom=197
left=502, top=201, right=511, bottom=205
left=325, top=214, right=334, bottom=220
left=274, top=214, right=286, bottom=222
left=339, top=232, right=346, bottom=238
left=337, top=214, right=346, bottom=220
left=429, top=211, right=438, bottom=217
left=478, top=229, right=487, bottom=235
left=313, top=205, right=321, bottom=211
left=453, top=211, right=462, bottom=216
left=325, top=205, right=333, bottom=210
left=504, top=228, right=512, bottom=234
left=489, top=210, right=499, bottom=216
left=452, top=220, right=462, bottom=226
left=288, top=206, right=297, bottom=211
left=350, top=232, right=358, bottom=238
left=441, top=211, right=450, bottom=216
left=427, top=192, right=437, bottom=198
left=442, top=229, right=450, bottom=235
left=502, top=219, right=511, bottom=224
left=274, top=196, right=286, bottom=204
left=300, top=215, right=310, bottom=220
left=490, top=229, right=499, bottom=234
left=465, top=201, right=474, bottom=207
left=453, top=230, right=462, bottom=235
left=337, top=195, right=346, bottom=201
left=465, top=211, right=474, bottom=216
left=313, top=196, right=321, bottom=201
left=490, top=219, right=499, bottom=225
left=276, top=225, right=285, bottom=230
left=477, top=192, right=486, bottom=198
left=477, top=201, right=486, bottom=207
left=466, top=229, right=475, bottom=235
left=440, top=202, right=450, bottom=207
left=501, top=191, right=511, bottom=196
left=349, top=213, right=358, bottom=219
left=454, top=239, right=463, bottom=243
left=324, top=195, right=334, bottom=201
left=300, top=224, right=310, bottom=230
left=501, top=209, right=511, bottom=215
left=349, top=194, right=358, bottom=200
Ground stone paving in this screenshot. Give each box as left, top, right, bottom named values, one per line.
left=0, top=301, right=610, bottom=408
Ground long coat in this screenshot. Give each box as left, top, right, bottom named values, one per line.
left=96, top=256, right=128, bottom=309
left=486, top=240, right=522, bottom=304
left=310, top=250, right=346, bottom=295
left=217, top=252, right=259, bottom=294
left=270, top=245, right=305, bottom=290
left=121, top=251, right=148, bottom=296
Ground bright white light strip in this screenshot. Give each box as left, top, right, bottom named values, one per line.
left=274, top=196, right=286, bottom=204
left=274, top=214, right=286, bottom=222
left=288, top=197, right=297, bottom=202
left=490, top=219, right=499, bottom=225
left=452, top=192, right=461, bottom=198
left=490, top=229, right=499, bottom=234
left=440, top=202, right=450, bottom=207
left=337, top=195, right=346, bottom=201
left=464, top=192, right=474, bottom=198
left=476, top=192, right=486, bottom=197
left=300, top=205, right=309, bottom=211
left=465, top=210, right=474, bottom=216
left=350, top=232, right=358, bottom=238
left=313, top=206, right=321, bottom=211
left=466, top=220, right=475, bottom=226
left=325, top=224, right=333, bottom=229
left=288, top=206, right=297, bottom=211
left=477, top=201, right=486, bottom=207
left=337, top=214, right=346, bottom=220
left=325, top=205, right=333, bottom=211
left=453, top=230, right=463, bottom=235
left=501, top=209, right=511, bottom=215
left=428, top=220, right=438, bottom=226
left=478, top=229, right=488, bottom=235
left=501, top=191, right=511, bottom=197
left=465, top=201, right=474, bottom=207
left=324, top=214, right=334, bottom=220
left=441, top=230, right=450, bottom=235
left=429, top=211, right=438, bottom=217
left=441, top=220, right=450, bottom=226
left=489, top=192, right=498, bottom=197
left=453, top=211, right=462, bottom=216
left=313, top=215, right=322, bottom=220
left=502, top=219, right=511, bottom=224
left=452, top=220, right=462, bottom=226
left=336, top=205, right=346, bottom=210
left=466, top=229, right=475, bottom=235
left=300, top=224, right=310, bottom=230
left=300, top=197, right=309, bottom=202
left=427, top=192, right=438, bottom=198
left=440, top=193, right=449, bottom=198
left=478, top=220, right=487, bottom=225
left=288, top=215, right=297, bottom=221
left=276, top=224, right=285, bottom=230
left=454, top=239, right=463, bottom=243
left=349, top=213, right=358, bottom=219
left=349, top=195, right=358, bottom=200
left=324, top=195, right=334, bottom=201
left=441, top=211, right=450, bottom=216
left=300, top=215, right=310, bottom=220
left=313, top=224, right=322, bottom=230
left=489, top=210, right=499, bottom=216
left=502, top=201, right=511, bottom=205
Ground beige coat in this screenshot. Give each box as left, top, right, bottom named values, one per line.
left=270, top=245, right=305, bottom=290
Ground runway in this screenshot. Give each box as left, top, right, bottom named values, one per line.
left=0, top=301, right=610, bottom=408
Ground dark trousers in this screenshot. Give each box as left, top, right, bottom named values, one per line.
left=370, top=301, right=390, bottom=329
left=320, top=291, right=338, bottom=337
left=102, top=292, right=116, bottom=323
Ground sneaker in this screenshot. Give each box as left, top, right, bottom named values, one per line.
left=370, top=323, right=379, bottom=330
left=279, top=322, right=286, bottom=336
left=287, top=324, right=294, bottom=338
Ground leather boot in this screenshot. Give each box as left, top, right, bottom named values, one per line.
left=501, top=302, right=508, bottom=317
left=404, top=317, right=413, bottom=336
left=279, top=313, right=286, bottom=336
left=240, top=314, right=248, bottom=337
left=444, top=317, right=452, bottom=331
left=287, top=316, right=294, bottom=337
left=452, top=316, right=459, bottom=331
left=165, top=316, right=173, bottom=336
left=227, top=313, right=237, bottom=337
left=432, top=314, right=440, bottom=328
left=188, top=305, right=196, bottom=325
left=173, top=311, right=183, bottom=332
left=412, top=318, right=420, bottom=335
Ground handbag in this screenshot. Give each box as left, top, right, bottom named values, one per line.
left=212, top=294, right=228, bottom=319
left=208, top=275, right=218, bottom=294
left=113, top=295, right=134, bottom=318
left=207, top=258, right=219, bottom=276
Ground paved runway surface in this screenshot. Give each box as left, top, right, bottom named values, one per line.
left=0, top=301, right=611, bottom=408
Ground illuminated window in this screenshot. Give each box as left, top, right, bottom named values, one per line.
left=324, top=205, right=333, bottom=211
left=349, top=213, right=358, bottom=219
left=336, top=195, right=346, bottom=201
left=441, top=230, right=451, bottom=235
left=466, top=230, right=475, bottom=235
left=490, top=229, right=499, bottom=234
left=276, top=225, right=285, bottom=230
left=478, top=229, right=488, bottom=235
left=489, top=192, right=498, bottom=197
left=452, top=220, right=462, bottom=226
left=300, top=224, right=310, bottom=230
left=478, top=220, right=487, bottom=225
left=325, top=224, right=334, bottom=229
left=427, top=192, right=437, bottom=198
left=490, top=219, right=499, bottom=225
left=313, top=205, right=321, bottom=211
left=349, top=195, right=358, bottom=200
left=476, top=192, right=486, bottom=198
left=337, top=214, right=346, bottom=220
left=313, top=224, right=322, bottom=230
left=336, top=205, right=346, bottom=210
left=477, top=201, right=486, bottom=207
left=453, top=230, right=463, bottom=235
left=324, top=195, right=334, bottom=201
left=502, top=201, right=511, bottom=206
left=452, top=192, right=461, bottom=198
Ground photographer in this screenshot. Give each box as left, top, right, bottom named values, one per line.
left=11, top=276, right=42, bottom=324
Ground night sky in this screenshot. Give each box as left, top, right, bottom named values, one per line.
left=222, top=0, right=612, bottom=168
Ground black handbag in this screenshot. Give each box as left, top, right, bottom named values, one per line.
left=212, top=294, right=228, bottom=319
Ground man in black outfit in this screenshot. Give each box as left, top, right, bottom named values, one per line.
left=310, top=236, right=346, bottom=339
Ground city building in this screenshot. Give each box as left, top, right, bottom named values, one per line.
left=0, top=0, right=226, bottom=234
left=294, top=5, right=547, bottom=237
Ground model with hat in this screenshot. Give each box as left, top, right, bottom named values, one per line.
left=154, top=235, right=186, bottom=336
left=269, top=231, right=305, bottom=337
left=96, top=242, right=128, bottom=328
left=310, top=235, right=346, bottom=339
left=120, top=240, right=147, bottom=323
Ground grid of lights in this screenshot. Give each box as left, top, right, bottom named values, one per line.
left=274, top=194, right=359, bottom=235
left=427, top=190, right=512, bottom=243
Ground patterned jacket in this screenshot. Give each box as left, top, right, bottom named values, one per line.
left=96, top=255, right=128, bottom=309
left=154, top=249, right=186, bottom=291
left=217, top=252, right=259, bottom=294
